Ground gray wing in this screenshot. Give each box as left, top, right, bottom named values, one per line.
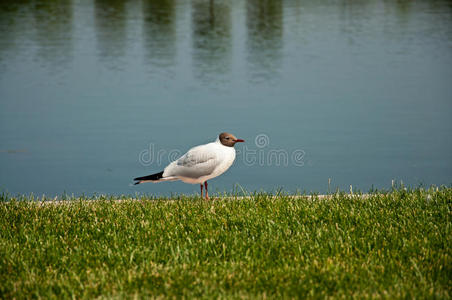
left=163, top=144, right=218, bottom=178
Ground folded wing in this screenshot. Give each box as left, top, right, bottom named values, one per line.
left=163, top=144, right=218, bottom=179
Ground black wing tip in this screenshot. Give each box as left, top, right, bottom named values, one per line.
left=133, top=171, right=164, bottom=183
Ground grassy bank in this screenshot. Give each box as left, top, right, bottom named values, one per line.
left=1, top=188, right=451, bottom=299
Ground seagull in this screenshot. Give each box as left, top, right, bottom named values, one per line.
left=134, top=132, right=244, bottom=199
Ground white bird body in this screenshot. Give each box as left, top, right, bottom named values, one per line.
left=134, top=132, right=244, bottom=199
left=163, top=139, right=236, bottom=184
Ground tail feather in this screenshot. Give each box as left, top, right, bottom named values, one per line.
left=134, top=171, right=164, bottom=185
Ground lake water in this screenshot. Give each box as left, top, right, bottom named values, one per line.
left=1, top=0, right=451, bottom=197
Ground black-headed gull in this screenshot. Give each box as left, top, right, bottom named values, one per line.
left=134, top=132, right=244, bottom=199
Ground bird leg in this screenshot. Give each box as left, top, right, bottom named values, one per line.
left=200, top=184, right=203, bottom=198
left=204, top=181, right=209, bottom=200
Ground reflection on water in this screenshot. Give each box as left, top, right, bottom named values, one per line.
left=2, top=0, right=448, bottom=79
left=191, top=0, right=231, bottom=83
left=0, top=0, right=73, bottom=70
left=246, top=0, right=282, bottom=83
left=0, top=2, right=24, bottom=66
left=142, top=0, right=176, bottom=70
left=94, top=0, right=128, bottom=67
left=33, top=0, right=73, bottom=69
left=0, top=0, right=451, bottom=196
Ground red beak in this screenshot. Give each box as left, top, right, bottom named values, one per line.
left=235, top=139, right=245, bottom=143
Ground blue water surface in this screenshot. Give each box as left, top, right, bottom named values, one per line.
left=1, top=0, right=451, bottom=196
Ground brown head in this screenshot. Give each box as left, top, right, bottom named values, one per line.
left=219, top=132, right=245, bottom=147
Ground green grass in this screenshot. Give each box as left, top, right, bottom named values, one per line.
left=0, top=187, right=451, bottom=299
